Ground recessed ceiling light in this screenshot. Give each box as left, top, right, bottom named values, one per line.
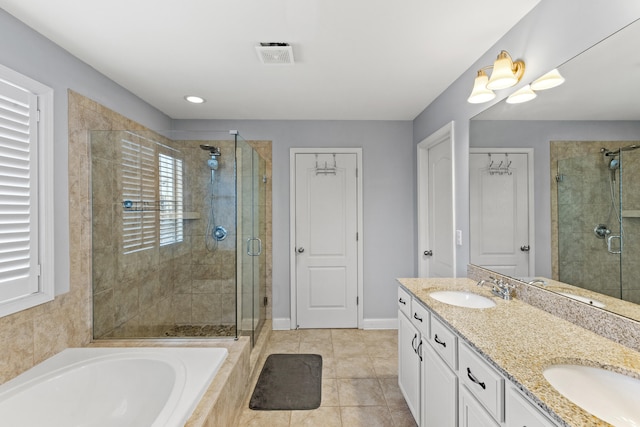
left=184, top=95, right=206, bottom=104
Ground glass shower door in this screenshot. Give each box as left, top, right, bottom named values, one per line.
left=556, top=153, right=622, bottom=298
left=236, top=135, right=265, bottom=346
left=620, top=147, right=640, bottom=303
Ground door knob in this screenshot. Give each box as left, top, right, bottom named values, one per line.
left=424, top=250, right=433, bottom=256
left=520, top=245, right=530, bottom=252
left=297, top=247, right=305, bottom=253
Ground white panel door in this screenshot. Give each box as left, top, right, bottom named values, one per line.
left=469, top=152, right=531, bottom=276
left=295, top=153, right=358, bottom=328
left=427, top=138, right=454, bottom=277
left=418, top=123, right=455, bottom=278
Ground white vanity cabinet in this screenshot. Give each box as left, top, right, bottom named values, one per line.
left=423, top=340, right=458, bottom=426
left=398, top=287, right=423, bottom=424
left=506, top=386, right=557, bottom=427
left=398, top=285, right=559, bottom=427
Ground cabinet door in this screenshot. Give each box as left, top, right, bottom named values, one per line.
left=506, top=387, right=557, bottom=427
left=398, top=310, right=421, bottom=425
left=460, top=386, right=500, bottom=427
left=423, top=342, right=457, bottom=427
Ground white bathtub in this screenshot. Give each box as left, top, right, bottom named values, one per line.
left=0, top=347, right=228, bottom=427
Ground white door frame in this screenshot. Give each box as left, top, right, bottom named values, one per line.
left=417, top=122, right=456, bottom=278
left=469, top=147, right=535, bottom=275
left=289, top=147, right=364, bottom=329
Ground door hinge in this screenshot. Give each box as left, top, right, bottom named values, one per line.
left=356, top=296, right=359, bottom=305
left=36, top=264, right=42, bottom=277
left=37, top=109, right=41, bottom=122
left=263, top=296, right=268, bottom=306
left=356, top=232, right=359, bottom=241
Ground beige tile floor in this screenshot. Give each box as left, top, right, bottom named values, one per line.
left=238, top=329, right=418, bottom=427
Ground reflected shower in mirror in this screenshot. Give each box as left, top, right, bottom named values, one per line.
left=469, top=18, right=640, bottom=322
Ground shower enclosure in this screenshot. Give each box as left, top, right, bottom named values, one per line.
left=90, top=130, right=267, bottom=345
left=554, top=141, right=639, bottom=303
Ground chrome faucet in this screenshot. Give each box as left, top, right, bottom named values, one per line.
left=477, top=277, right=515, bottom=300
left=527, top=279, right=547, bottom=286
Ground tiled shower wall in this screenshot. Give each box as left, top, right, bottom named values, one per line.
left=551, top=140, right=640, bottom=302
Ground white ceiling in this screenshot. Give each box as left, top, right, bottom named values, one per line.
left=0, top=0, right=540, bottom=120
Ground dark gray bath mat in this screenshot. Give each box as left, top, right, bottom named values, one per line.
left=249, top=353, right=322, bottom=410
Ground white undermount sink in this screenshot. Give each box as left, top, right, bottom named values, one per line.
left=543, top=364, right=640, bottom=426
left=557, top=292, right=606, bottom=308
left=429, top=291, right=496, bottom=309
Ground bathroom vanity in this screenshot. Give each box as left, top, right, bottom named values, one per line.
left=397, top=277, right=640, bottom=427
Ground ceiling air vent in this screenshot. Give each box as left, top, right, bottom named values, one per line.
left=255, top=43, right=295, bottom=65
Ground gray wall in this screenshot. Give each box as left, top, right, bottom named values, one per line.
left=413, top=0, right=640, bottom=277
left=470, top=120, right=640, bottom=277
left=173, top=119, right=415, bottom=323
left=0, top=9, right=172, bottom=294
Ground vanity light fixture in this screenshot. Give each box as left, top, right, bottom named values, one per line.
left=184, top=95, right=206, bottom=104
left=506, top=84, right=537, bottom=104
left=467, top=50, right=525, bottom=104
left=467, top=69, right=497, bottom=104
left=530, top=68, right=565, bottom=90
left=486, top=50, right=526, bottom=90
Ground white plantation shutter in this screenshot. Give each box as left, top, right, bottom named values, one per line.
left=158, top=152, right=183, bottom=246
left=121, top=134, right=157, bottom=254
left=0, top=80, right=39, bottom=300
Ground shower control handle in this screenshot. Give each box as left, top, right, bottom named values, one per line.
left=297, top=247, right=305, bottom=254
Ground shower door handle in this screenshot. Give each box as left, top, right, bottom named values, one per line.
left=246, top=237, right=262, bottom=256
left=607, top=235, right=622, bottom=254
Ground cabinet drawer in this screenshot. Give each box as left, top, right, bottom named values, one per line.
left=458, top=341, right=504, bottom=422
left=506, top=386, right=557, bottom=427
left=410, top=299, right=429, bottom=336
left=398, top=287, right=411, bottom=318
left=429, top=315, right=457, bottom=370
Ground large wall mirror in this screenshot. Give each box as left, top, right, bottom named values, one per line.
left=469, top=18, right=640, bottom=322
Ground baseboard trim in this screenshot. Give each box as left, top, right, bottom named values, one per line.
left=272, top=318, right=292, bottom=330
left=271, top=317, right=398, bottom=330
left=362, top=318, right=398, bottom=330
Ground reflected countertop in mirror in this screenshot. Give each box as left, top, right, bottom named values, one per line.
left=469, top=18, right=640, bottom=325
left=515, top=275, right=640, bottom=322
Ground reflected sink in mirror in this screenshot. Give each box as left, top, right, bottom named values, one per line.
left=557, top=292, right=606, bottom=308
left=429, top=291, right=496, bottom=309
left=544, top=364, right=640, bottom=426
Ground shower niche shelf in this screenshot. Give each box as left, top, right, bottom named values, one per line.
left=183, top=212, right=201, bottom=220
left=622, top=210, right=640, bottom=218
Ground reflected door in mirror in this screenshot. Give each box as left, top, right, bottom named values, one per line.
left=470, top=151, right=531, bottom=276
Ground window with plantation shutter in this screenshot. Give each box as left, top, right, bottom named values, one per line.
left=0, top=65, right=54, bottom=317
left=158, top=152, right=183, bottom=246
left=121, top=133, right=157, bottom=254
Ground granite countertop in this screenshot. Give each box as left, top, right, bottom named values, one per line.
left=397, top=277, right=640, bottom=427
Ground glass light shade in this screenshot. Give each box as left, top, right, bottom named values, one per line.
left=467, top=71, right=496, bottom=104
left=506, top=85, right=537, bottom=104
left=530, top=68, right=565, bottom=90
left=486, top=51, right=524, bottom=90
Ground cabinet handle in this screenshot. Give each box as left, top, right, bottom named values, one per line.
left=434, top=334, right=447, bottom=348
left=467, top=367, right=486, bottom=390
left=413, top=312, right=423, bottom=322
left=417, top=340, right=423, bottom=362
left=411, top=333, right=418, bottom=353
left=399, top=297, right=407, bottom=305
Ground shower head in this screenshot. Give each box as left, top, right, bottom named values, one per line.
left=200, top=145, right=221, bottom=156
